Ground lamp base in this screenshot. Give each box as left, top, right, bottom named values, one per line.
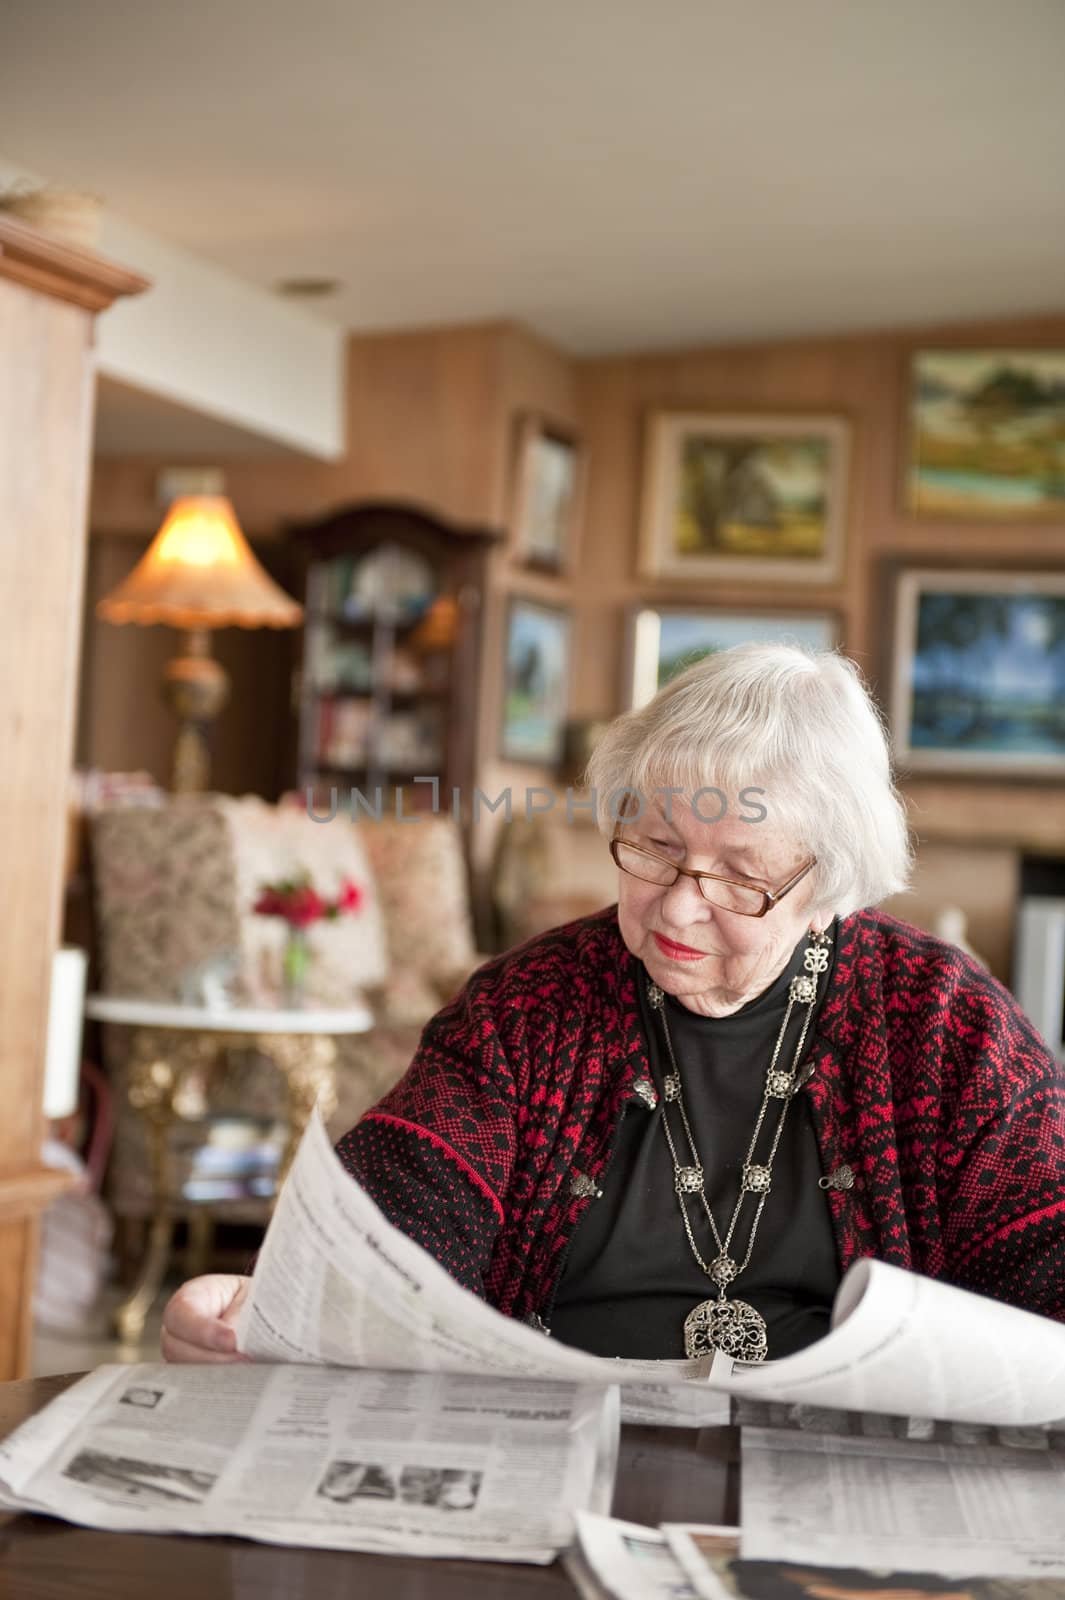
left=162, top=630, right=229, bottom=794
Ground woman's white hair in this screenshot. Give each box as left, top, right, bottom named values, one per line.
left=585, top=642, right=912, bottom=920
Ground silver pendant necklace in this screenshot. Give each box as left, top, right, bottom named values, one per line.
left=648, top=928, right=831, bottom=1364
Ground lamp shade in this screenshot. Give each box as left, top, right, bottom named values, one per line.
left=96, top=495, right=303, bottom=630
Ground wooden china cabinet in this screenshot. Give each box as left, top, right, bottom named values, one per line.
left=288, top=503, right=499, bottom=808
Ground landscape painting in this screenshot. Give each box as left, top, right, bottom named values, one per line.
left=500, top=598, right=570, bottom=765
left=891, top=569, right=1065, bottom=775
left=629, top=608, right=837, bottom=707
left=639, top=413, right=849, bottom=584
left=907, top=350, right=1065, bottom=518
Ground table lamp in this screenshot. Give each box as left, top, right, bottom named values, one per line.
left=96, top=494, right=303, bottom=792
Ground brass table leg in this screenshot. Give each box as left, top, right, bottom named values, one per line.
left=113, top=1029, right=220, bottom=1345
left=185, top=1208, right=216, bottom=1280
left=114, top=1024, right=340, bottom=1342
left=256, top=1033, right=339, bottom=1188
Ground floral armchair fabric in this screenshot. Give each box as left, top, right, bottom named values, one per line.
left=91, top=797, right=485, bottom=1219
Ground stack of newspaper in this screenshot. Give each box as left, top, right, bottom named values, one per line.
left=4, top=1110, right=1065, bottom=1564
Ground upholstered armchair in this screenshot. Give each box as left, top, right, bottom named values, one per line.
left=491, top=806, right=617, bottom=950
left=90, top=796, right=486, bottom=1223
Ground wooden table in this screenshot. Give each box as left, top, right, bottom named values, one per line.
left=0, top=1374, right=738, bottom=1598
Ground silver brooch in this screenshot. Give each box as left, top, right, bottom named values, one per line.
left=803, top=944, right=830, bottom=976
left=674, top=1165, right=704, bottom=1195
left=818, top=1164, right=855, bottom=1192
left=632, top=1077, right=658, bottom=1110
left=663, top=1073, right=681, bottom=1102
left=742, top=1163, right=772, bottom=1194
left=646, top=982, right=665, bottom=1010
left=766, top=1069, right=794, bottom=1098
left=570, top=1170, right=603, bottom=1200
left=789, top=973, right=817, bottom=1004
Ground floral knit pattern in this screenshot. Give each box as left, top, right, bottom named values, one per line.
left=335, top=907, right=1065, bottom=1326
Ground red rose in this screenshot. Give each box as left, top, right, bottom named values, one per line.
left=288, top=886, right=325, bottom=928
left=338, top=879, right=364, bottom=913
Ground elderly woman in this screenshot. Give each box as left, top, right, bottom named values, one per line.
left=162, top=644, right=1065, bottom=1368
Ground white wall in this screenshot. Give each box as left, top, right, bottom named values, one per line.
left=0, top=157, right=346, bottom=460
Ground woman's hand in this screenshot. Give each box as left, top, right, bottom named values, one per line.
left=161, top=1274, right=252, bottom=1363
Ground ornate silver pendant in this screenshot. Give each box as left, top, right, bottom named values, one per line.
left=684, top=1296, right=768, bottom=1363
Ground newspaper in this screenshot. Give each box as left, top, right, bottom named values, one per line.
left=235, top=1108, right=721, bottom=1422
left=565, top=1509, right=705, bottom=1599
left=0, top=1361, right=618, bottom=1563
left=706, top=1256, right=1065, bottom=1426
left=237, top=1110, right=1065, bottom=1429
left=739, top=1424, right=1065, bottom=1577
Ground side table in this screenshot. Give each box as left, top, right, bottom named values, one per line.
left=84, top=996, right=374, bottom=1343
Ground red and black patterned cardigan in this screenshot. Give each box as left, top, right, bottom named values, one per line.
left=335, top=906, right=1065, bottom=1328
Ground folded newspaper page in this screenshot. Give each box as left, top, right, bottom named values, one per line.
left=0, top=1362, right=617, bottom=1563
left=706, top=1257, right=1065, bottom=1426
left=565, top=1510, right=706, bottom=1600
left=739, top=1424, right=1065, bottom=1578
left=237, top=1110, right=1065, bottom=1429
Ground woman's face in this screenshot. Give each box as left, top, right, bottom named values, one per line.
left=615, top=797, right=821, bottom=1017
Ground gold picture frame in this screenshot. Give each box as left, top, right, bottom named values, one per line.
left=638, top=411, right=850, bottom=584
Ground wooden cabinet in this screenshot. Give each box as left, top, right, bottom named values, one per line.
left=289, top=503, right=498, bottom=806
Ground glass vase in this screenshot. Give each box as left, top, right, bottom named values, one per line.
left=282, top=926, right=311, bottom=1010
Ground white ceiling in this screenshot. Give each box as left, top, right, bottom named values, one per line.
left=3, top=0, right=1064, bottom=361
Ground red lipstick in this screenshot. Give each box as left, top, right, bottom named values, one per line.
left=653, top=933, right=705, bottom=962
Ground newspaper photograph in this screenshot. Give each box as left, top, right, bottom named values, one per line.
left=565, top=1510, right=704, bottom=1600
left=0, top=1361, right=617, bottom=1563
left=660, top=1524, right=739, bottom=1600
left=739, top=1424, right=1065, bottom=1578
left=661, top=1522, right=1065, bottom=1600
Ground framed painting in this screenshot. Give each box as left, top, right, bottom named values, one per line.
left=628, top=606, right=839, bottom=708
left=890, top=568, right=1065, bottom=776
left=510, top=414, right=585, bottom=571
left=905, top=350, right=1065, bottom=519
left=500, top=597, right=571, bottom=764
left=638, top=412, right=850, bottom=584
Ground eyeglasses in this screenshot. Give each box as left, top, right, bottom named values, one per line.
left=609, top=834, right=816, bottom=918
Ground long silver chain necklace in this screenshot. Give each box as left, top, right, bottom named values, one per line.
left=648, top=928, right=832, bottom=1364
